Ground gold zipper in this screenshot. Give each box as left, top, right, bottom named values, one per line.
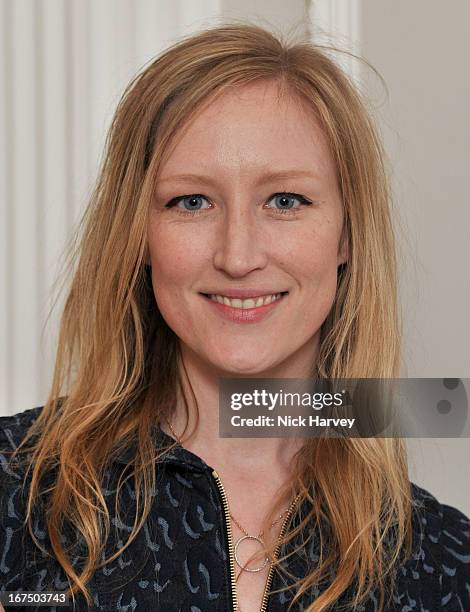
left=212, top=469, right=239, bottom=611
left=259, top=492, right=301, bottom=612
left=212, top=468, right=301, bottom=612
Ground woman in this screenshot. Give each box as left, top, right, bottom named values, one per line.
left=1, top=23, right=469, bottom=612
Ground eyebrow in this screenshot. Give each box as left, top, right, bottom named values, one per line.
left=156, top=170, right=320, bottom=187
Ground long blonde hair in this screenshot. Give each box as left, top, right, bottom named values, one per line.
left=11, top=23, right=413, bottom=611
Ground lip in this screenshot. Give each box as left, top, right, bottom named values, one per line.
left=199, top=292, right=288, bottom=324
left=199, top=289, right=289, bottom=299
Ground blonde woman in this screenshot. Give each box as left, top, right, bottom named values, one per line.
left=1, top=23, right=469, bottom=612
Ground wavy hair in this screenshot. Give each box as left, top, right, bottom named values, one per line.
left=10, top=22, right=413, bottom=611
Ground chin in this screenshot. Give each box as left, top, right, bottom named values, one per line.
left=221, top=364, right=268, bottom=376
left=210, top=351, right=281, bottom=377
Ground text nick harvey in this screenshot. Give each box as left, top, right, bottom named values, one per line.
left=230, top=414, right=356, bottom=429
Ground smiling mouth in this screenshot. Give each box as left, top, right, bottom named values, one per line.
left=200, top=292, right=289, bottom=309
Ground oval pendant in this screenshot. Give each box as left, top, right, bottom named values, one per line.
left=234, top=535, right=270, bottom=572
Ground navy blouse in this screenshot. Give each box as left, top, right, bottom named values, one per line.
left=1, top=406, right=470, bottom=611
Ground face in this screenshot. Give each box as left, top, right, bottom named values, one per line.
left=147, top=80, right=348, bottom=377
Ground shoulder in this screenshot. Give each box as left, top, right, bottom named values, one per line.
left=407, top=482, right=470, bottom=608
left=410, top=481, right=470, bottom=547
left=0, top=405, right=52, bottom=509
left=0, top=407, right=46, bottom=588
left=1, top=406, right=44, bottom=492
left=0, top=406, right=45, bottom=489
left=0, top=405, right=45, bottom=455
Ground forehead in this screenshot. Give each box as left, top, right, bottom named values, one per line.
left=158, top=80, right=336, bottom=182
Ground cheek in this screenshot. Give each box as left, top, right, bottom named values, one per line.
left=147, top=225, right=186, bottom=302
left=283, top=228, right=341, bottom=316
left=147, top=221, right=210, bottom=312
left=280, top=222, right=341, bottom=278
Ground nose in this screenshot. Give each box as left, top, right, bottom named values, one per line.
left=212, top=201, right=268, bottom=277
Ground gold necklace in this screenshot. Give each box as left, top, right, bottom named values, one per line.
left=230, top=507, right=288, bottom=573
left=164, top=418, right=295, bottom=573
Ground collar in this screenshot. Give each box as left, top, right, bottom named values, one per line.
left=110, top=423, right=212, bottom=473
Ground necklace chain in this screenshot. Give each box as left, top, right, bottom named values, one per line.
left=230, top=509, right=287, bottom=539
left=164, top=417, right=295, bottom=573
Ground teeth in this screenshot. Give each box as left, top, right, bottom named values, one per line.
left=209, top=293, right=283, bottom=309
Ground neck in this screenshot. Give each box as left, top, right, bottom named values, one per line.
left=161, top=340, right=319, bottom=477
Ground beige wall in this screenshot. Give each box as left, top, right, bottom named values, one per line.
left=359, top=0, right=470, bottom=513
left=221, top=0, right=309, bottom=35
left=361, top=0, right=469, bottom=378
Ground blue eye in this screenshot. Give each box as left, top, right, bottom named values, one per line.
left=266, top=192, right=312, bottom=211
left=173, top=194, right=211, bottom=211
left=164, top=193, right=212, bottom=216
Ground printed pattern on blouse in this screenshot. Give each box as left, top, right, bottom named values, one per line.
left=1, top=405, right=469, bottom=611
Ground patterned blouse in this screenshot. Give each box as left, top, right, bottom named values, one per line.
left=1, top=406, right=469, bottom=611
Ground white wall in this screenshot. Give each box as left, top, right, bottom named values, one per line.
left=0, top=0, right=224, bottom=415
